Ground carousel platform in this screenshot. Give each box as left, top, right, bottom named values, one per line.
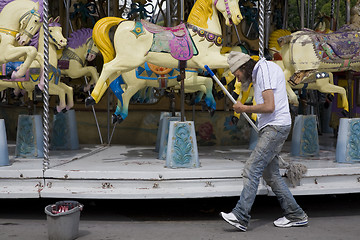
left=1, top=133, right=360, bottom=199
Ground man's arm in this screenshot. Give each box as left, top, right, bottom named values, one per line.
left=233, top=89, right=275, bottom=114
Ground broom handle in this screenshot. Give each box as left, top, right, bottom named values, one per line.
left=204, top=65, right=259, bottom=133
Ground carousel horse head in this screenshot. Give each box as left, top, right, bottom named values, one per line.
left=48, top=16, right=67, bottom=49
left=214, top=0, right=243, bottom=26
left=28, top=16, right=67, bottom=49
left=187, top=0, right=242, bottom=28
left=17, top=3, right=42, bottom=45
left=0, top=0, right=43, bottom=46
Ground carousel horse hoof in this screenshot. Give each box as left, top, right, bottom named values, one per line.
left=85, top=96, right=96, bottom=107
left=231, top=116, right=239, bottom=125
left=33, top=85, right=43, bottom=102
left=112, top=114, right=123, bottom=124
left=209, top=108, right=216, bottom=117
left=341, top=110, right=350, bottom=118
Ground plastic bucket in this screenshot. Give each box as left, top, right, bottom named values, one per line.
left=45, top=201, right=83, bottom=240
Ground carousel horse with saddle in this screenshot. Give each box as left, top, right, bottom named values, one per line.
left=0, top=17, right=72, bottom=113
left=272, top=0, right=360, bottom=114
left=85, top=0, right=243, bottom=109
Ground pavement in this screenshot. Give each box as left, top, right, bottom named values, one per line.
left=1, top=193, right=360, bottom=240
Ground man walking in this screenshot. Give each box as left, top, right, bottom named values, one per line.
left=220, top=52, right=308, bottom=231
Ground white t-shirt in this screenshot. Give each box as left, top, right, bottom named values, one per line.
left=252, top=58, right=291, bottom=129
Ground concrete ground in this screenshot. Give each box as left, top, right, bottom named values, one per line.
left=1, top=193, right=360, bottom=240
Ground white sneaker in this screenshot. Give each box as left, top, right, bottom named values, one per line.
left=273, top=216, right=308, bottom=228
left=220, top=212, right=247, bottom=231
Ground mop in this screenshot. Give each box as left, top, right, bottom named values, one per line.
left=204, top=65, right=307, bottom=187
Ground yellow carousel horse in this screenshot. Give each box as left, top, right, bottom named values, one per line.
left=59, top=28, right=100, bottom=92
left=0, top=17, right=72, bottom=113
left=0, top=0, right=44, bottom=83
left=85, top=0, right=243, bottom=106
left=268, top=28, right=350, bottom=112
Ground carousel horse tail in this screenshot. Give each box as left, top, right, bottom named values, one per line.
left=93, top=17, right=126, bottom=63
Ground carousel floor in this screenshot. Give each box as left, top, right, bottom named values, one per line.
left=1, top=133, right=360, bottom=199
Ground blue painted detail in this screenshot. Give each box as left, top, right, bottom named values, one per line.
left=171, top=124, right=193, bottom=166
left=348, top=120, right=360, bottom=160
left=301, top=117, right=319, bottom=154
left=0, top=119, right=9, bottom=166
left=204, top=65, right=214, bottom=76
left=205, top=96, right=216, bottom=110
left=110, top=75, right=125, bottom=107
left=15, top=115, right=44, bottom=158
left=50, top=110, right=79, bottom=150
left=291, top=115, right=319, bottom=156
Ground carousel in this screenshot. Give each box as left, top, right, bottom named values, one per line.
left=0, top=0, right=359, bottom=199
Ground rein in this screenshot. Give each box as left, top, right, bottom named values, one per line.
left=85, top=38, right=97, bottom=56
left=0, top=27, right=18, bottom=37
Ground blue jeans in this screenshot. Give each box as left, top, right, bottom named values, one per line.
left=232, top=125, right=306, bottom=227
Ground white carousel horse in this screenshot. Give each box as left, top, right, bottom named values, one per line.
left=0, top=17, right=72, bottom=113
left=110, top=63, right=216, bottom=123
left=0, top=0, right=44, bottom=84
left=59, top=28, right=99, bottom=92
left=267, top=28, right=350, bottom=113
left=85, top=0, right=243, bottom=106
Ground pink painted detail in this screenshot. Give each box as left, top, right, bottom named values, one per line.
left=1, top=64, right=30, bottom=82
left=142, top=20, right=194, bottom=61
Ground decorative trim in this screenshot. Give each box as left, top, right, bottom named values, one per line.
left=187, top=23, right=223, bottom=46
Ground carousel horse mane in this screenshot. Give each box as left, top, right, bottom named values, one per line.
left=67, top=28, right=93, bottom=49
left=187, top=0, right=213, bottom=28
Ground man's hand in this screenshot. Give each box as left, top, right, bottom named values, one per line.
left=233, top=101, right=247, bottom=113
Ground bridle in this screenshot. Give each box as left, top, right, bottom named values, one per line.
left=214, top=0, right=233, bottom=21
left=18, top=9, right=41, bottom=39
left=85, top=38, right=98, bottom=58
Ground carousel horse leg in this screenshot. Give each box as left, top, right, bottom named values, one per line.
left=113, top=78, right=146, bottom=123
left=57, top=82, right=74, bottom=110
left=48, top=83, right=67, bottom=113
left=88, top=57, right=141, bottom=105
left=5, top=46, right=38, bottom=79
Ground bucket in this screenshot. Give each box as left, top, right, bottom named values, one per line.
left=45, top=201, right=83, bottom=240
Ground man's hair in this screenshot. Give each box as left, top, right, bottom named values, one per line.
left=239, top=58, right=257, bottom=80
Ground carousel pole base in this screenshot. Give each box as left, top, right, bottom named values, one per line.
left=50, top=109, right=79, bottom=150
left=166, top=121, right=200, bottom=168
left=158, top=115, right=183, bottom=160
left=155, top=112, right=181, bottom=153
left=0, top=119, right=9, bottom=166
left=291, top=115, right=319, bottom=156
left=336, top=118, right=360, bottom=163
left=15, top=115, right=44, bottom=158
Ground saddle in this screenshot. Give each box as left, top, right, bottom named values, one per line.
left=141, top=20, right=197, bottom=61
left=310, top=30, right=360, bottom=61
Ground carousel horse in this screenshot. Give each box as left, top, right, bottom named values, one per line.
left=267, top=28, right=350, bottom=112
left=85, top=0, right=243, bottom=106
left=59, top=28, right=99, bottom=92
left=0, top=0, right=44, bottom=84
left=110, top=63, right=216, bottom=123
left=0, top=17, right=71, bottom=113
